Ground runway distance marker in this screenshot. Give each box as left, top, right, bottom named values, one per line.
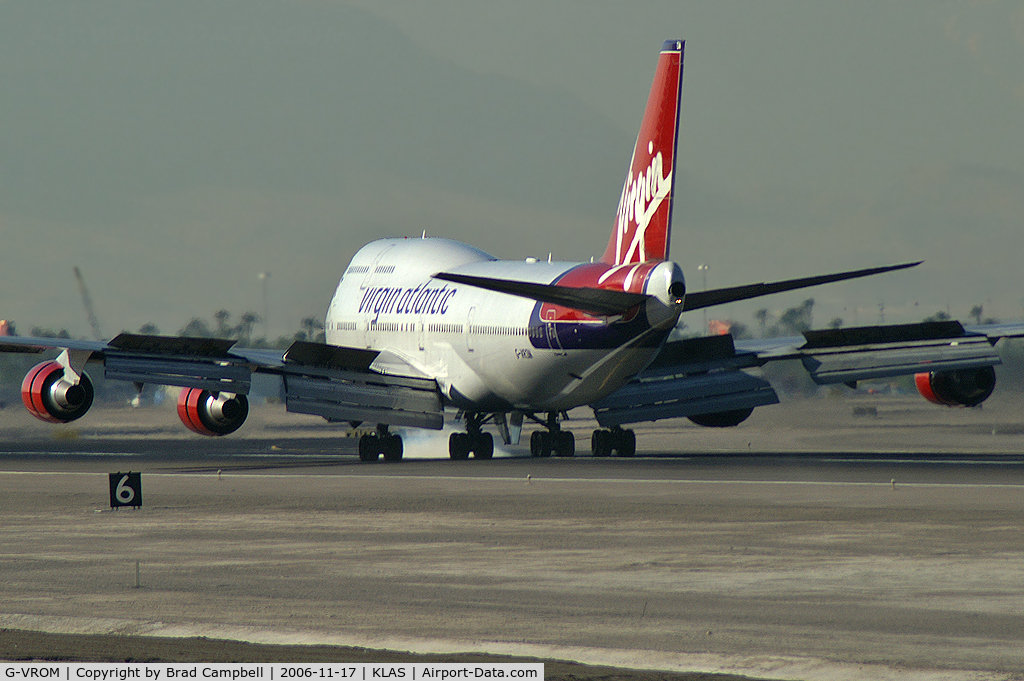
left=109, top=471, right=142, bottom=509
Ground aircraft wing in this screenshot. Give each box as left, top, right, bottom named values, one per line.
left=0, top=333, right=443, bottom=430
left=590, top=320, right=1024, bottom=427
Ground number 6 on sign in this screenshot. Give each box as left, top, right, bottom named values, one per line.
left=109, top=471, right=142, bottom=508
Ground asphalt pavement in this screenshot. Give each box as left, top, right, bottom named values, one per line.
left=1, top=395, right=1023, bottom=680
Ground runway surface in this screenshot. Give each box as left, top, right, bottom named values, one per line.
left=1, top=395, right=1023, bottom=680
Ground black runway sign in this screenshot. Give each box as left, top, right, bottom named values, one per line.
left=109, top=471, right=142, bottom=509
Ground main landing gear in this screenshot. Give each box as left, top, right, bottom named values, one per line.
left=443, top=411, right=637, bottom=460
left=590, top=426, right=636, bottom=457
left=449, top=412, right=494, bottom=460
left=523, top=413, right=636, bottom=458
left=528, top=412, right=575, bottom=458
left=359, top=424, right=404, bottom=462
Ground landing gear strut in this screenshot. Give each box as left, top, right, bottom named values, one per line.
left=359, top=424, right=403, bottom=462
left=591, top=426, right=636, bottom=457
left=528, top=412, right=575, bottom=458
left=449, top=412, right=494, bottom=460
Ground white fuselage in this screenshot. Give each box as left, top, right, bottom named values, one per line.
left=324, top=238, right=683, bottom=413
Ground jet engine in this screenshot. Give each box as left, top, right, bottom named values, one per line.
left=915, top=366, right=996, bottom=407
left=21, top=360, right=95, bottom=423
left=177, top=387, right=249, bottom=436
left=687, top=407, right=754, bottom=428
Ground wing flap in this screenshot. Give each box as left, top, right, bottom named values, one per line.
left=731, top=320, right=1005, bottom=386
left=281, top=342, right=443, bottom=430
left=801, top=342, right=1001, bottom=385
left=103, top=333, right=252, bottom=393
left=105, top=354, right=252, bottom=394
left=283, top=373, right=442, bottom=429
left=592, top=369, right=778, bottom=427
left=799, top=334, right=1001, bottom=386
left=591, top=334, right=778, bottom=427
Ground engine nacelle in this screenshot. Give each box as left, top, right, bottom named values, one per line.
left=21, top=360, right=95, bottom=424
left=687, top=407, right=754, bottom=428
left=177, top=387, right=249, bottom=436
left=915, top=366, right=996, bottom=407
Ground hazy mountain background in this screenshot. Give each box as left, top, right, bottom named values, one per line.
left=1, top=1, right=1022, bottom=338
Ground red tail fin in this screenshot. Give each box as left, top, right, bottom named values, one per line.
left=601, top=40, right=684, bottom=266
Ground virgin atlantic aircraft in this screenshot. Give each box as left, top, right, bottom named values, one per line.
left=3, top=41, right=1021, bottom=461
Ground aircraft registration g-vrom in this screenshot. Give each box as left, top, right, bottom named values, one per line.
left=3, top=40, right=1023, bottom=460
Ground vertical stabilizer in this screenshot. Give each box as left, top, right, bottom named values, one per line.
left=601, top=40, right=684, bottom=266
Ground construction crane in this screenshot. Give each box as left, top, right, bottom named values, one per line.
left=73, top=266, right=104, bottom=341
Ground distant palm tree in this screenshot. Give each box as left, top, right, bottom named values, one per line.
left=179, top=318, right=213, bottom=337
left=754, top=308, right=770, bottom=337
left=234, top=312, right=261, bottom=342
left=300, top=316, right=324, bottom=342
left=214, top=309, right=232, bottom=338
left=779, top=299, right=814, bottom=334
left=970, top=305, right=983, bottom=325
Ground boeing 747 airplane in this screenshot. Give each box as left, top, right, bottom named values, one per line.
left=3, top=41, right=1021, bottom=460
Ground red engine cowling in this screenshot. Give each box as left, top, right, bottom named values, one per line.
left=915, top=366, right=996, bottom=407
left=177, top=387, right=249, bottom=436
left=21, top=360, right=95, bottom=423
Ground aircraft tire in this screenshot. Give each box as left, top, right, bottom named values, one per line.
left=358, top=434, right=379, bottom=462
left=615, top=429, right=636, bottom=457
left=591, top=429, right=612, bottom=457
left=555, top=430, right=575, bottom=457
left=449, top=432, right=471, bottom=460
left=530, top=431, right=551, bottom=458
left=474, top=432, right=494, bottom=459
left=382, top=435, right=403, bottom=462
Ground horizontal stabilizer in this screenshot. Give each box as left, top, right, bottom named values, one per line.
left=432, top=272, right=649, bottom=316
left=682, top=261, right=922, bottom=312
